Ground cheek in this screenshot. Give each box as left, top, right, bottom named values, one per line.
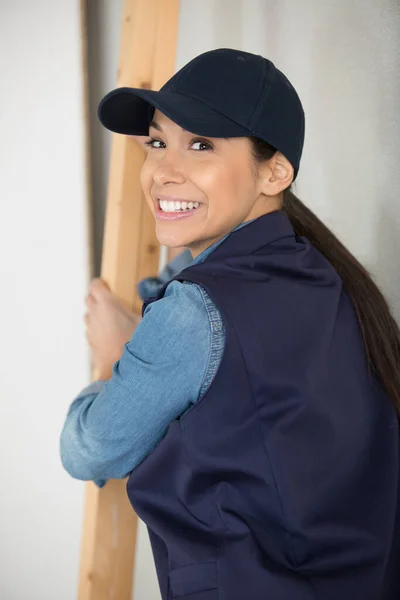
left=192, top=162, right=233, bottom=200
left=139, top=160, right=152, bottom=194
left=195, top=161, right=253, bottom=214
left=139, top=161, right=156, bottom=216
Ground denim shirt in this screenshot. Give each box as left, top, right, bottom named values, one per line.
left=60, top=221, right=253, bottom=487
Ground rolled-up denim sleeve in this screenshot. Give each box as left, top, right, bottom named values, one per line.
left=59, top=281, right=211, bottom=486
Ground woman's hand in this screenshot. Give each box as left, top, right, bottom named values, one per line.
left=84, top=278, right=141, bottom=379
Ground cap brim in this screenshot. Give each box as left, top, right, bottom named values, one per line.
left=98, top=87, right=251, bottom=138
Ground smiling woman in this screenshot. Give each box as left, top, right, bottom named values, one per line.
left=138, top=111, right=287, bottom=255
left=60, top=48, right=400, bottom=600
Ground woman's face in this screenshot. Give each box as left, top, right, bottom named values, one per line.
left=139, top=109, right=274, bottom=257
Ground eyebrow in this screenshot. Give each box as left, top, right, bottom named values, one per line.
left=149, top=120, right=163, bottom=132
left=149, top=119, right=188, bottom=133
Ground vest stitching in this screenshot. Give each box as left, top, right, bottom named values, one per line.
left=228, top=324, right=300, bottom=564
left=179, top=283, right=227, bottom=597
left=174, top=278, right=317, bottom=597
left=180, top=278, right=299, bottom=566
left=234, top=333, right=293, bottom=541
left=193, top=283, right=226, bottom=402
left=232, top=329, right=319, bottom=599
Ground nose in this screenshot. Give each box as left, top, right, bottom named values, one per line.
left=152, top=155, right=186, bottom=186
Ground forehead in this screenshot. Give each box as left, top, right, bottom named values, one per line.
left=150, top=109, right=182, bottom=131
left=148, top=109, right=226, bottom=142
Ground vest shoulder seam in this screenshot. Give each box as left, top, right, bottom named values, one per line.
left=188, top=282, right=225, bottom=402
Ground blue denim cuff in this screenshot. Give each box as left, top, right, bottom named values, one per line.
left=94, top=478, right=107, bottom=488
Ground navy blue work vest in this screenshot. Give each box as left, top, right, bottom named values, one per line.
left=127, top=210, right=400, bottom=600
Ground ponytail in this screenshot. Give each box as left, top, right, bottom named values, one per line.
left=250, top=137, right=400, bottom=416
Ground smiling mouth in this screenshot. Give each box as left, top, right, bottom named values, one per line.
left=157, top=199, right=201, bottom=213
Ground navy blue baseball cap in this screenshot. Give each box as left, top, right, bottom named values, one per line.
left=98, top=48, right=305, bottom=180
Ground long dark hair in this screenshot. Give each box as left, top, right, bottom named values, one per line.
left=250, top=136, right=400, bottom=416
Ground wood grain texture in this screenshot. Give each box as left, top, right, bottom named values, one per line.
left=78, top=1, right=180, bottom=598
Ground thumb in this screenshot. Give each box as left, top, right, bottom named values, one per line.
left=90, top=278, right=111, bottom=298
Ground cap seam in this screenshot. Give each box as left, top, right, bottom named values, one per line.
left=248, top=61, right=276, bottom=131
left=240, top=57, right=269, bottom=129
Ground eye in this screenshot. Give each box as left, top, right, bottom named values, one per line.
left=143, top=137, right=214, bottom=151
left=191, top=139, right=214, bottom=151
left=144, top=137, right=165, bottom=149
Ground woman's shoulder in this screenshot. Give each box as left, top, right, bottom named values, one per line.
left=164, top=279, right=224, bottom=331
left=164, top=278, right=206, bottom=301
left=142, top=279, right=225, bottom=402
left=143, top=279, right=210, bottom=318
left=163, top=280, right=226, bottom=400
left=142, top=279, right=219, bottom=337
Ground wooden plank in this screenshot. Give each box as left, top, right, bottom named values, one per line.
left=77, top=1, right=180, bottom=599
left=80, top=0, right=95, bottom=282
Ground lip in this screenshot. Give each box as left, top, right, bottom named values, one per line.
left=153, top=194, right=203, bottom=221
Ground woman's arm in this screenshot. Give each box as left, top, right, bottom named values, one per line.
left=59, top=280, right=214, bottom=486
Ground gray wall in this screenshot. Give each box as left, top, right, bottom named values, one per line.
left=85, top=2, right=400, bottom=599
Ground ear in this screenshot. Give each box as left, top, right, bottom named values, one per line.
left=258, top=152, right=294, bottom=195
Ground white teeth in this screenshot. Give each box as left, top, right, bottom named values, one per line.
left=159, top=199, right=201, bottom=213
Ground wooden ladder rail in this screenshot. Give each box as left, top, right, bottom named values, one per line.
left=78, top=1, right=180, bottom=598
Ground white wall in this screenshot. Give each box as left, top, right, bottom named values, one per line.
left=0, top=1, right=90, bottom=598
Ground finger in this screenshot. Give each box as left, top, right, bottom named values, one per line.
left=90, top=278, right=111, bottom=300
left=89, top=279, right=101, bottom=296
left=85, top=293, right=96, bottom=308
left=90, top=282, right=109, bottom=303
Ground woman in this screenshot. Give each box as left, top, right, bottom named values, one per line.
left=60, top=49, right=400, bottom=599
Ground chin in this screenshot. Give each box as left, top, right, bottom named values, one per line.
left=155, top=230, right=190, bottom=249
